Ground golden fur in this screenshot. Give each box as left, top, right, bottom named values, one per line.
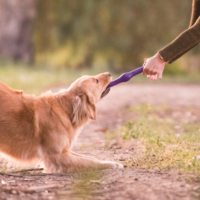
left=0, top=72, right=123, bottom=173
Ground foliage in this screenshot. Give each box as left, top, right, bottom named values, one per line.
left=0, top=62, right=200, bottom=96
left=34, top=0, right=197, bottom=71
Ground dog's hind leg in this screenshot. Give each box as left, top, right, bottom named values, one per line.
left=43, top=151, right=123, bottom=173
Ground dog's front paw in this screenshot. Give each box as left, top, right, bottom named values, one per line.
left=112, top=162, right=124, bottom=169
left=101, top=161, right=124, bottom=169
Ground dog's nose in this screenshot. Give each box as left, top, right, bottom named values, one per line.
left=107, top=72, right=111, bottom=77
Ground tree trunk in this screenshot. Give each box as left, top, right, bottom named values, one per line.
left=0, top=0, right=36, bottom=63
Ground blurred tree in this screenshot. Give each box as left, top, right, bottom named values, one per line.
left=34, top=0, right=195, bottom=70
left=1, top=0, right=193, bottom=70
left=0, top=0, right=36, bottom=63
left=35, top=0, right=194, bottom=71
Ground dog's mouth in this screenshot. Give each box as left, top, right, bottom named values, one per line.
left=101, top=87, right=110, bottom=98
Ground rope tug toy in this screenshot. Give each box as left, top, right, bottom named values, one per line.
left=101, top=66, right=144, bottom=98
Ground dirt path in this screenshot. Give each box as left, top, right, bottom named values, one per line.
left=1, top=83, right=200, bottom=200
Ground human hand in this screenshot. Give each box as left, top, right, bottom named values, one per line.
left=143, top=53, right=167, bottom=81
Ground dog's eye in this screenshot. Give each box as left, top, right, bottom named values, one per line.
left=96, top=79, right=99, bottom=83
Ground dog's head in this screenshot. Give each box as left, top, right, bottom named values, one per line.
left=67, top=72, right=111, bottom=126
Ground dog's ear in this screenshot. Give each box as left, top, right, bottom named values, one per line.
left=84, top=91, right=96, bottom=120
left=87, top=102, right=96, bottom=120
left=72, top=96, right=82, bottom=125
left=85, top=91, right=95, bottom=105
left=71, top=94, right=96, bottom=126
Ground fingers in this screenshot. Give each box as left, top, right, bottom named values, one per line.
left=143, top=66, right=147, bottom=75
left=149, top=71, right=157, bottom=75
left=159, top=72, right=163, bottom=79
left=152, top=74, right=158, bottom=81
left=147, top=74, right=158, bottom=81
left=143, top=68, right=147, bottom=75
left=143, top=58, right=156, bottom=76
left=143, top=67, right=153, bottom=76
left=143, top=68, right=157, bottom=76
left=142, top=55, right=165, bottom=80
left=143, top=58, right=147, bottom=75
left=143, top=68, right=152, bottom=76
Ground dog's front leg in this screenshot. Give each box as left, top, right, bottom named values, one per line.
left=70, top=151, right=124, bottom=170
left=44, top=151, right=123, bottom=173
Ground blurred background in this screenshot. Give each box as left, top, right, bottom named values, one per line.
left=0, top=0, right=199, bottom=94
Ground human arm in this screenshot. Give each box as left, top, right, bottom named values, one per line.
left=164, top=0, right=200, bottom=63
left=143, top=0, right=200, bottom=80
left=158, top=16, right=200, bottom=63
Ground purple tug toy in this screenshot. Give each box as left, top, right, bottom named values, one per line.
left=101, top=66, right=144, bottom=98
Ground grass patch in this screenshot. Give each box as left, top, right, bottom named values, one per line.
left=110, top=103, right=200, bottom=175
left=0, top=61, right=200, bottom=96
left=0, top=62, right=110, bottom=95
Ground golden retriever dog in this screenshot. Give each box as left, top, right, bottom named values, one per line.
left=0, top=72, right=123, bottom=173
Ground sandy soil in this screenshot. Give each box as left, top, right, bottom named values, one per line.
left=0, top=83, right=200, bottom=200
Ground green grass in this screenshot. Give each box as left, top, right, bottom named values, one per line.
left=0, top=62, right=109, bottom=95
left=0, top=61, right=200, bottom=96
left=106, top=103, right=200, bottom=175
